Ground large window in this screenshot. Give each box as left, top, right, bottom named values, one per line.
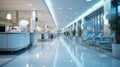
left=118, top=1, right=120, bottom=15
left=84, top=7, right=104, bottom=35
left=111, top=0, right=120, bottom=15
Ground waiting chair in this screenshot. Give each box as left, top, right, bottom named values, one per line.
left=89, top=33, right=103, bottom=46
left=96, top=33, right=115, bottom=50
left=81, top=33, right=92, bottom=45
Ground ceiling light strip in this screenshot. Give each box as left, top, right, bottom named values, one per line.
left=44, top=0, right=58, bottom=29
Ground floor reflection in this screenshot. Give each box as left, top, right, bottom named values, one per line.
left=0, top=37, right=120, bottom=67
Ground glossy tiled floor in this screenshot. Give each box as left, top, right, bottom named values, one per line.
left=0, top=37, right=120, bottom=67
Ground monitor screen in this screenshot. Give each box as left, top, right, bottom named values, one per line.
left=0, top=26, right=5, bottom=32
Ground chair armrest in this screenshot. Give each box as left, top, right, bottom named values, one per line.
left=100, top=36, right=114, bottom=42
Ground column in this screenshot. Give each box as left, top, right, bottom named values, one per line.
left=15, top=11, right=19, bottom=26
left=30, top=10, right=37, bottom=32
left=103, top=0, right=111, bottom=36
left=81, top=18, right=85, bottom=35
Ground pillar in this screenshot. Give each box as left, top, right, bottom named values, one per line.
left=103, top=0, right=111, bottom=36
left=15, top=11, right=19, bottom=26
left=30, top=10, right=37, bottom=32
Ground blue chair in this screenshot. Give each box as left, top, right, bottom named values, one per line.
left=88, top=33, right=96, bottom=46
left=81, top=33, right=92, bottom=45
left=96, top=33, right=115, bottom=50
left=89, top=33, right=103, bottom=46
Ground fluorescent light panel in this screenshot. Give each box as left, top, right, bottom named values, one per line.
left=86, top=0, right=92, bottom=1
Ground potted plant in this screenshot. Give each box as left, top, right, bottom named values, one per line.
left=77, top=26, right=83, bottom=37
left=76, top=26, right=83, bottom=43
left=72, top=29, right=76, bottom=40
left=109, top=15, right=120, bottom=59
left=66, top=31, right=69, bottom=36
left=72, top=29, right=76, bottom=37
left=109, top=0, right=120, bottom=59
left=64, top=32, right=67, bottom=37
left=63, top=32, right=66, bottom=36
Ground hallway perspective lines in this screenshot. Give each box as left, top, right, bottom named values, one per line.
left=60, top=38, right=81, bottom=67
left=53, top=39, right=59, bottom=67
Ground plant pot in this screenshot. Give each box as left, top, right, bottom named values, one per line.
left=112, top=43, right=120, bottom=59
left=67, top=36, right=73, bottom=40
left=73, top=36, right=75, bottom=40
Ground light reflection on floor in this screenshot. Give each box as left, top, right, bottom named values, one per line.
left=0, top=37, right=120, bottom=67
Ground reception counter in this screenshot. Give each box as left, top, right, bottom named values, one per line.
left=30, top=33, right=38, bottom=46
left=0, top=32, right=30, bottom=51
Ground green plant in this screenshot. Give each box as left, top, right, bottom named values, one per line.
left=77, top=26, right=83, bottom=37
left=63, top=32, right=66, bottom=36
left=109, top=16, right=120, bottom=44
left=66, top=31, right=69, bottom=36
left=63, top=31, right=69, bottom=36
left=72, top=29, right=76, bottom=36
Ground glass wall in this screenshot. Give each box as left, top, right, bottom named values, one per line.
left=118, top=1, right=120, bottom=15
left=84, top=7, right=104, bottom=35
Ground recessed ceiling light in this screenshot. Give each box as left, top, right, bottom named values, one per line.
left=65, top=16, right=68, bottom=17
left=74, top=12, right=78, bottom=14
left=69, top=8, right=72, bottom=10
left=28, top=4, right=32, bottom=6
left=86, top=0, right=92, bottom=1
left=58, top=8, right=63, bottom=10
left=34, top=8, right=36, bottom=10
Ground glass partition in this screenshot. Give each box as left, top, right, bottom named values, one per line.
left=84, top=7, right=104, bottom=35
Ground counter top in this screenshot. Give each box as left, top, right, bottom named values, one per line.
left=0, top=32, right=29, bottom=34
left=0, top=32, right=30, bottom=51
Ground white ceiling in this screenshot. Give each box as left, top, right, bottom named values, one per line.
left=0, top=0, right=42, bottom=10
left=0, top=0, right=101, bottom=31
left=44, top=0, right=101, bottom=30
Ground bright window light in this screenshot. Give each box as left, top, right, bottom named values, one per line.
left=28, top=4, right=32, bottom=7
left=7, top=13, right=11, bottom=20
left=118, top=5, right=120, bottom=13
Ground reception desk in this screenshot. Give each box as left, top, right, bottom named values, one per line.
left=30, top=33, right=38, bottom=46
left=0, top=32, right=30, bottom=51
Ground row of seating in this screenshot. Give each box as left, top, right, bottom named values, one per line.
left=81, top=33, right=115, bottom=50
